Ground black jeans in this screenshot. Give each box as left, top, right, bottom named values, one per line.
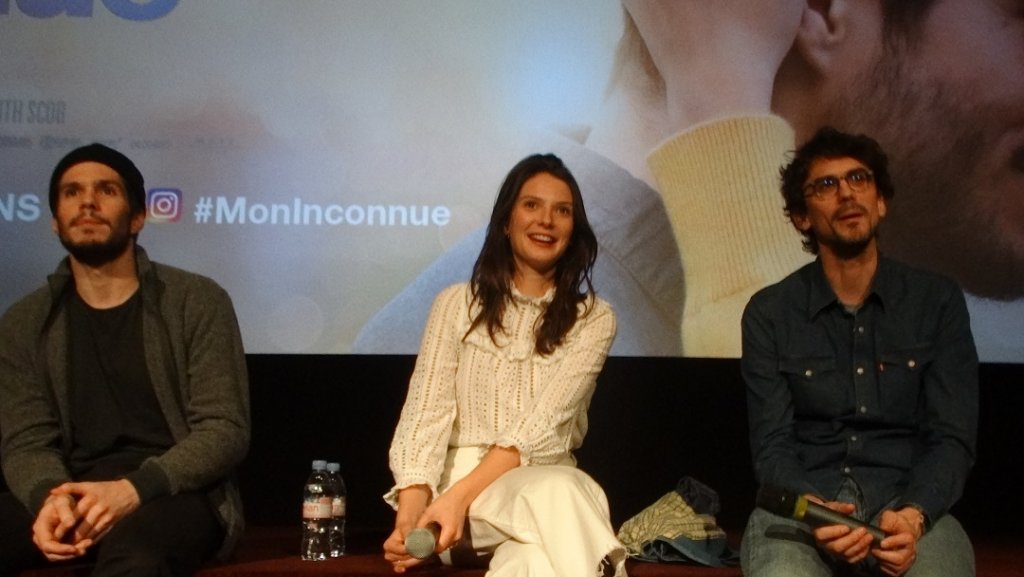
left=0, top=490, right=222, bottom=577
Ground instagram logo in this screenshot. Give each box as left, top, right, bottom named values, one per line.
left=147, top=188, right=182, bottom=222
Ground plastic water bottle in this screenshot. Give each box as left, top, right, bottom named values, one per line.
left=300, top=460, right=333, bottom=561
left=326, top=462, right=347, bottom=557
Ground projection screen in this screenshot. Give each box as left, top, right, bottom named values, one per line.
left=2, top=1, right=1021, bottom=361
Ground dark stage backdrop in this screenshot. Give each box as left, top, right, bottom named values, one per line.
left=237, top=356, right=1024, bottom=538
left=1, top=356, right=1019, bottom=537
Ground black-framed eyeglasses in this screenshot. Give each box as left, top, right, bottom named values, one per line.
left=802, top=168, right=875, bottom=200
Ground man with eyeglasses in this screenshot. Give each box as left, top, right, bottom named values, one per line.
left=739, top=127, right=978, bottom=577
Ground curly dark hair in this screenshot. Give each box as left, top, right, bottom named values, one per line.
left=780, top=127, right=896, bottom=254
left=467, top=153, right=598, bottom=356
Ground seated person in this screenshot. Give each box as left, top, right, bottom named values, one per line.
left=740, top=128, right=978, bottom=577
left=0, top=144, right=250, bottom=577
left=381, top=154, right=624, bottom=576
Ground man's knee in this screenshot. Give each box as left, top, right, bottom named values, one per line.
left=741, top=508, right=832, bottom=577
left=91, top=550, right=178, bottom=577
left=907, top=515, right=975, bottom=577
left=0, top=492, right=46, bottom=577
left=90, top=495, right=221, bottom=577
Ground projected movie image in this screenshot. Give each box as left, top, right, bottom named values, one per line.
left=1, top=1, right=1021, bottom=361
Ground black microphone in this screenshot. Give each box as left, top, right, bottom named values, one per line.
left=756, top=485, right=886, bottom=541
left=404, top=522, right=441, bottom=559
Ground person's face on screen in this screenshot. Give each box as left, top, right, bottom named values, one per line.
left=793, top=157, right=887, bottom=258
left=52, top=161, right=142, bottom=265
left=505, top=172, right=575, bottom=283
left=817, top=0, right=1024, bottom=298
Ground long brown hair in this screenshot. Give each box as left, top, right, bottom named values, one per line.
left=467, top=153, right=598, bottom=355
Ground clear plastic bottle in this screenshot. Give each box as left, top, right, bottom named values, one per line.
left=326, top=461, right=347, bottom=557
left=300, top=459, right=334, bottom=561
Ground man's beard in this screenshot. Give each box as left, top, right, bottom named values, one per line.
left=828, top=229, right=875, bottom=262
left=58, top=220, right=134, bottom=268
left=820, top=205, right=878, bottom=261
left=823, top=48, right=1024, bottom=299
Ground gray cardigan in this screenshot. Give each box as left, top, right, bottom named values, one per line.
left=0, top=246, right=250, bottom=560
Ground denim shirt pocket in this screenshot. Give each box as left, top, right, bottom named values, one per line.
left=878, top=345, right=933, bottom=419
left=780, top=356, right=846, bottom=417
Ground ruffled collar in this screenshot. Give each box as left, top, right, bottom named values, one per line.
left=510, top=283, right=555, bottom=307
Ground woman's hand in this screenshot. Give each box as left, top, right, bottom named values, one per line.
left=383, top=485, right=431, bottom=573
left=420, top=446, right=523, bottom=554
left=417, top=486, right=471, bottom=552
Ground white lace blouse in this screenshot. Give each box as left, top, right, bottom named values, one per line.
left=385, top=282, right=616, bottom=506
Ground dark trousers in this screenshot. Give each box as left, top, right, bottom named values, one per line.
left=0, top=491, right=222, bottom=577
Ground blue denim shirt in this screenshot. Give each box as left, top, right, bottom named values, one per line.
left=742, top=257, right=978, bottom=523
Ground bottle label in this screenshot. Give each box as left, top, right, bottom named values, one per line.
left=332, top=496, right=346, bottom=517
left=303, top=497, right=332, bottom=519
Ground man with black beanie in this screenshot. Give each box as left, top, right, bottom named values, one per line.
left=0, top=143, right=250, bottom=576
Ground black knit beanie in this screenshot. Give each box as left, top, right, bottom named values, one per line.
left=48, top=143, right=146, bottom=216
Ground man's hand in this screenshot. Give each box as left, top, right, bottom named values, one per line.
left=32, top=493, right=86, bottom=561
left=871, top=507, right=924, bottom=576
left=809, top=499, right=875, bottom=565
left=48, top=479, right=141, bottom=547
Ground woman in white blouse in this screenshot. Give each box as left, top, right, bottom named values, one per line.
left=382, top=153, right=623, bottom=576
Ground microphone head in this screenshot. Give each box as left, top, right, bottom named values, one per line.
left=404, top=526, right=437, bottom=559
left=755, top=485, right=800, bottom=517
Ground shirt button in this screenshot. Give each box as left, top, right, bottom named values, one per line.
left=856, top=367, right=865, bottom=375
left=805, top=369, right=813, bottom=378
left=850, top=435, right=858, bottom=442
left=908, top=359, right=917, bottom=369
left=857, top=326, right=865, bottom=334
left=860, top=406, right=868, bottom=414
left=844, top=466, right=852, bottom=474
